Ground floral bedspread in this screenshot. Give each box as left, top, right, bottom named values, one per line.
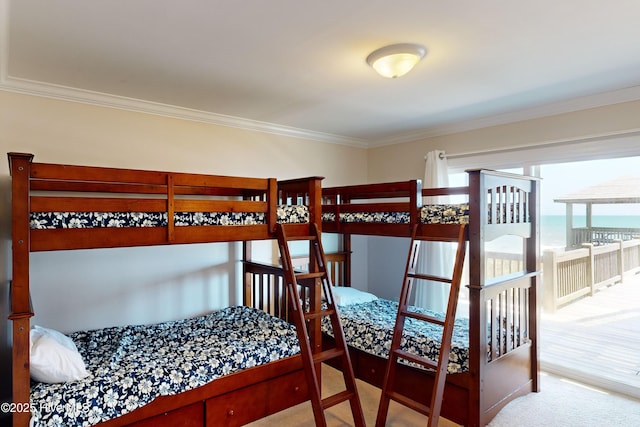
left=322, top=299, right=470, bottom=374
left=321, top=202, right=527, bottom=225
left=321, top=204, right=469, bottom=225
left=29, top=205, right=308, bottom=229
left=30, top=306, right=300, bottom=427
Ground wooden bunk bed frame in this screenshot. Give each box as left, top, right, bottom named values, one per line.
left=8, top=152, right=323, bottom=427
left=245, top=169, right=541, bottom=426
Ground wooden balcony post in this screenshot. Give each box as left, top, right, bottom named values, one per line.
left=542, top=249, right=558, bottom=313
left=582, top=243, right=595, bottom=296
left=617, top=239, right=624, bottom=283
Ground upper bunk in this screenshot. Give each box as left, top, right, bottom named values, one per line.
left=7, top=152, right=325, bottom=427
left=321, top=168, right=539, bottom=243
left=8, top=152, right=323, bottom=252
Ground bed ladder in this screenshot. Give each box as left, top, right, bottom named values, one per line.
left=375, top=223, right=468, bottom=427
left=276, top=222, right=366, bottom=427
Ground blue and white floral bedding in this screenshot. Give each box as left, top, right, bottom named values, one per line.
left=322, top=202, right=526, bottom=225
left=322, top=299, right=470, bottom=374
left=29, top=205, right=309, bottom=229
left=321, top=204, right=470, bottom=225
left=30, top=306, right=300, bottom=427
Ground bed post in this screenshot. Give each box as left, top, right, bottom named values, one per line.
left=343, top=234, right=352, bottom=286
left=308, top=177, right=322, bottom=233
left=466, top=169, right=485, bottom=427
left=409, top=179, right=421, bottom=234
left=527, top=177, right=541, bottom=393
left=8, top=153, right=34, bottom=427
left=267, top=178, right=278, bottom=233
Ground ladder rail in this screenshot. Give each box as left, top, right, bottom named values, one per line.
left=376, top=223, right=468, bottom=427
left=426, top=223, right=468, bottom=424
left=276, top=223, right=366, bottom=427
left=277, top=224, right=326, bottom=425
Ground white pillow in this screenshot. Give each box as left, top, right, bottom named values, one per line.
left=30, top=325, right=89, bottom=384
left=331, top=287, right=378, bottom=306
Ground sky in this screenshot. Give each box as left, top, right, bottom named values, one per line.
left=540, top=156, right=640, bottom=215
left=449, top=155, right=640, bottom=216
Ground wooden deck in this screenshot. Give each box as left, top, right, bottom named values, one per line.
left=540, top=271, right=640, bottom=399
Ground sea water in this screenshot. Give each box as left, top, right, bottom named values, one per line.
left=487, top=215, right=640, bottom=253
left=542, top=215, right=640, bottom=248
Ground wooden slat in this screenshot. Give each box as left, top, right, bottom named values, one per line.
left=31, top=162, right=168, bottom=184
left=31, top=162, right=272, bottom=193
left=173, top=172, right=270, bottom=191
left=31, top=179, right=168, bottom=194
left=173, top=225, right=271, bottom=243
left=174, top=199, right=268, bottom=213
left=30, top=196, right=167, bottom=212
left=332, top=201, right=414, bottom=214
left=31, top=198, right=269, bottom=216
left=322, top=180, right=418, bottom=200
left=422, top=186, right=469, bottom=197
left=30, top=227, right=170, bottom=251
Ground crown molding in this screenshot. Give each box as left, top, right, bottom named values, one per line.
left=0, top=3, right=367, bottom=146
left=3, top=73, right=640, bottom=151
left=3, top=0, right=640, bottom=150
left=368, top=85, right=640, bottom=147
left=0, top=76, right=370, bottom=148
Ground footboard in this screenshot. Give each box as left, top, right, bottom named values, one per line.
left=468, top=271, right=540, bottom=425
left=484, top=275, right=534, bottom=361
left=243, top=261, right=291, bottom=322
left=243, top=252, right=349, bottom=322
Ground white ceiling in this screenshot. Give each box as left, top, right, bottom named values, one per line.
left=3, top=0, right=640, bottom=147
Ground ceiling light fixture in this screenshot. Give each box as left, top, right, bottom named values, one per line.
left=366, top=43, right=427, bottom=78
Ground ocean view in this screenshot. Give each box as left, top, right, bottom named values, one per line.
left=542, top=215, right=640, bottom=248
left=486, top=215, right=640, bottom=253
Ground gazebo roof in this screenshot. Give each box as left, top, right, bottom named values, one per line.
left=554, top=176, right=640, bottom=204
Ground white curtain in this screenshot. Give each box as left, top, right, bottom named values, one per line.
left=414, top=150, right=454, bottom=313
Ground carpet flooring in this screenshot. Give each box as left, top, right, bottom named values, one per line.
left=247, top=365, right=640, bottom=427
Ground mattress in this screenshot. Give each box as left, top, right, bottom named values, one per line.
left=30, top=306, right=300, bottom=427
left=322, top=202, right=526, bottom=225
left=322, top=299, right=470, bottom=374
left=29, top=205, right=309, bottom=229
left=321, top=204, right=470, bottom=225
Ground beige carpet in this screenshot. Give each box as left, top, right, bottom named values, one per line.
left=247, top=365, right=640, bottom=427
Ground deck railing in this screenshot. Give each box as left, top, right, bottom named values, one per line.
left=567, top=226, right=640, bottom=248
left=486, top=251, right=525, bottom=279
left=542, top=239, right=640, bottom=312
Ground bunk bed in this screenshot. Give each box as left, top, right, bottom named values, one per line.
left=245, top=169, right=541, bottom=426
left=7, top=152, right=323, bottom=427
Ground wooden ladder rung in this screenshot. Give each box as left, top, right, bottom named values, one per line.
left=408, top=272, right=452, bottom=284
left=393, top=349, right=438, bottom=370
left=377, top=223, right=468, bottom=427
left=322, top=390, right=355, bottom=409
left=400, top=309, right=445, bottom=326
left=312, top=347, right=345, bottom=364
left=276, top=222, right=365, bottom=427
left=295, top=272, right=325, bottom=280
left=304, top=308, right=335, bottom=321
left=284, top=234, right=317, bottom=241
left=386, top=391, right=431, bottom=416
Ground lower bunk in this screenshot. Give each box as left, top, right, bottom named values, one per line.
left=245, top=256, right=539, bottom=427
left=28, top=306, right=308, bottom=427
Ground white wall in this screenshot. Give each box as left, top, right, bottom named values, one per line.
left=3, top=89, right=640, bottom=401
left=0, top=90, right=370, bottom=403
left=365, top=236, right=408, bottom=301
left=0, top=91, right=368, bottom=333
left=367, top=100, right=640, bottom=181
left=364, top=100, right=640, bottom=303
